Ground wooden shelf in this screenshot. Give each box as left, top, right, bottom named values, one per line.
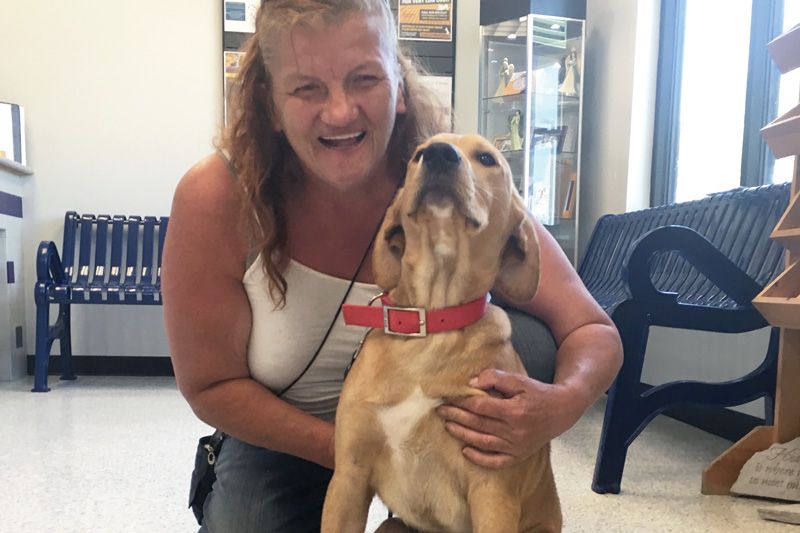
left=771, top=190, right=800, bottom=254
left=761, top=103, right=800, bottom=159
left=753, top=260, right=800, bottom=330
left=768, top=23, right=800, bottom=74
left=702, top=426, right=775, bottom=495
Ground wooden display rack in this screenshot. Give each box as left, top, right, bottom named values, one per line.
left=702, top=26, right=800, bottom=495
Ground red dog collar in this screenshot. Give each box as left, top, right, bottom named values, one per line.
left=342, top=294, right=489, bottom=337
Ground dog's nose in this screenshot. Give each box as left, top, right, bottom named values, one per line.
left=422, top=142, right=460, bottom=173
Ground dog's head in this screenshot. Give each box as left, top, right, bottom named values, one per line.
left=374, top=133, right=540, bottom=306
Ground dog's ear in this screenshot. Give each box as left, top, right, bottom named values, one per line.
left=372, top=190, right=406, bottom=290
left=495, top=195, right=540, bottom=303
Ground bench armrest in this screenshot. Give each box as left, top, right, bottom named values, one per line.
left=623, top=225, right=763, bottom=307
left=36, top=241, right=65, bottom=284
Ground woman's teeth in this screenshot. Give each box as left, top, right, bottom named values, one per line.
left=319, top=131, right=366, bottom=148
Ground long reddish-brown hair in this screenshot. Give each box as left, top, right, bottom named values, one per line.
left=219, top=0, right=448, bottom=308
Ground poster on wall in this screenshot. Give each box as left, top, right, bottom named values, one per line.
left=419, top=75, right=453, bottom=123
left=398, top=0, right=453, bottom=42
left=224, top=51, right=244, bottom=125
left=224, top=0, right=259, bottom=33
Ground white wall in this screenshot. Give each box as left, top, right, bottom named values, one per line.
left=579, top=0, right=656, bottom=260
left=2, top=0, right=222, bottom=357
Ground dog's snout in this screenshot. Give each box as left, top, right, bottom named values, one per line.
left=422, top=142, right=461, bottom=173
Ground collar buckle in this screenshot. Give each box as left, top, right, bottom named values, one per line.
left=383, top=305, right=427, bottom=337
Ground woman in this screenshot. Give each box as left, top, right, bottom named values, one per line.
left=162, top=1, right=622, bottom=531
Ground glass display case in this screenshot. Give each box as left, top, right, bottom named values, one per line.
left=479, top=14, right=585, bottom=264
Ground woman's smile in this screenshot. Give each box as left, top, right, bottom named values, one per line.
left=318, top=131, right=367, bottom=149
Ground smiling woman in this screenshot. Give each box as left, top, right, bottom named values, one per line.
left=161, top=1, right=447, bottom=531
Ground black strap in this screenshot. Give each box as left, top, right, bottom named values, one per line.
left=276, top=219, right=384, bottom=398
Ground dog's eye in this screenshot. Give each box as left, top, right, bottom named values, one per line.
left=412, top=150, right=423, bottom=162
left=477, top=152, right=497, bottom=167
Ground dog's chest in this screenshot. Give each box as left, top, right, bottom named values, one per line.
left=374, top=386, right=471, bottom=532
left=377, top=385, right=443, bottom=455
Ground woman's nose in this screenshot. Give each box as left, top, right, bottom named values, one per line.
left=320, top=87, right=357, bottom=126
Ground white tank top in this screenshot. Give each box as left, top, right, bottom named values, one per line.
left=243, top=255, right=379, bottom=421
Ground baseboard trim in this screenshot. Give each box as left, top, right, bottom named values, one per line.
left=638, top=383, right=766, bottom=442
left=27, top=355, right=174, bottom=377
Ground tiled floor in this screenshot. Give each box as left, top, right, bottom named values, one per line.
left=1, top=375, right=795, bottom=532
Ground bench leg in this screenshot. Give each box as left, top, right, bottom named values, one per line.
left=57, top=304, right=75, bottom=381
left=32, top=301, right=54, bottom=392
left=592, top=309, right=650, bottom=494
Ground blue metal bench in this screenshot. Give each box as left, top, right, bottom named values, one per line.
left=32, top=211, right=169, bottom=392
left=579, top=182, right=791, bottom=494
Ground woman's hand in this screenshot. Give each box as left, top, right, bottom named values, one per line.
left=436, top=368, right=585, bottom=469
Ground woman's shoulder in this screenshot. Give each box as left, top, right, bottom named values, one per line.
left=173, top=152, right=241, bottom=219
left=170, top=153, right=250, bottom=262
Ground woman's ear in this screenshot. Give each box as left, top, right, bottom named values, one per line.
left=495, top=195, right=540, bottom=303
left=372, top=190, right=405, bottom=290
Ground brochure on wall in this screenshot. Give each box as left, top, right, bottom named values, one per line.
left=398, top=0, right=453, bottom=42
left=419, top=75, right=452, bottom=121
left=224, top=51, right=244, bottom=125
left=224, top=0, right=259, bottom=33
left=0, top=103, right=26, bottom=166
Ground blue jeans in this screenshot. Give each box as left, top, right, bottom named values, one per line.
left=198, top=309, right=556, bottom=532
left=199, top=437, right=333, bottom=533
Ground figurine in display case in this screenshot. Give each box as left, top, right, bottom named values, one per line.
left=558, top=47, right=580, bottom=96
left=509, top=109, right=523, bottom=151
left=494, top=57, right=515, bottom=96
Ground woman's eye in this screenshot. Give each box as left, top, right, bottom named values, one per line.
left=352, top=73, right=385, bottom=89
left=477, top=153, right=497, bottom=167
left=291, top=84, right=320, bottom=96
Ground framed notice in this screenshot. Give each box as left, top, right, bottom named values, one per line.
left=224, top=0, right=259, bottom=33
left=398, top=0, right=453, bottom=42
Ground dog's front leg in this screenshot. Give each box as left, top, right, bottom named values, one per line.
left=321, top=465, right=374, bottom=533
left=467, top=481, right=521, bottom=533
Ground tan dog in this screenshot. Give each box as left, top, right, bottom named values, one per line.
left=321, top=133, right=561, bottom=532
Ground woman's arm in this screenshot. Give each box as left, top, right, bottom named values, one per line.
left=162, top=155, right=336, bottom=469
left=437, top=217, right=623, bottom=468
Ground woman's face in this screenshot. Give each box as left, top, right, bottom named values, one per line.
left=270, top=12, right=406, bottom=193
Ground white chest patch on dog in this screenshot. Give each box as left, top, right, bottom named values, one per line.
left=378, top=386, right=442, bottom=457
